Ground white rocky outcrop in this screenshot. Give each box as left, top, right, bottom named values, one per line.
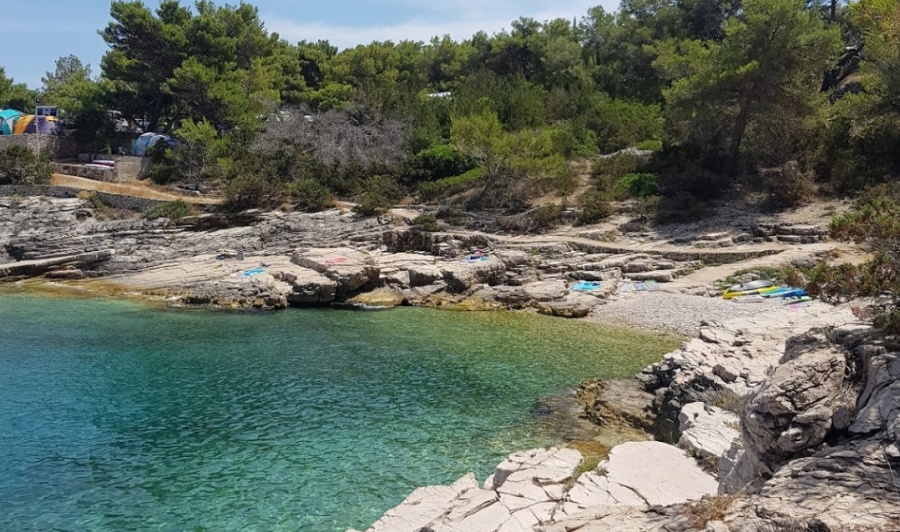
left=291, top=247, right=380, bottom=297
left=677, top=402, right=740, bottom=464
left=356, top=441, right=721, bottom=532
left=561, top=441, right=718, bottom=517
left=357, top=448, right=582, bottom=532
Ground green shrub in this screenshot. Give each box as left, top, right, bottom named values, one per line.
left=590, top=98, right=663, bottom=153
left=287, top=178, right=333, bottom=212
left=412, top=214, right=440, bottom=232
left=417, top=144, right=475, bottom=181
left=576, top=189, right=613, bottom=225
left=635, top=139, right=663, bottom=152
left=144, top=200, right=197, bottom=220
left=592, top=152, right=645, bottom=195
left=353, top=191, right=392, bottom=217
left=805, top=189, right=900, bottom=332
left=618, top=173, right=659, bottom=198
left=552, top=120, right=599, bottom=158
left=224, top=173, right=273, bottom=209
left=528, top=204, right=563, bottom=232
left=765, top=161, right=816, bottom=209
left=417, top=167, right=486, bottom=201
left=0, top=145, right=51, bottom=185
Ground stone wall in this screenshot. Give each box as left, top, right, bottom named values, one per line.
left=77, top=154, right=151, bottom=180
left=52, top=163, right=117, bottom=182
left=0, top=185, right=169, bottom=211
left=0, top=135, right=77, bottom=159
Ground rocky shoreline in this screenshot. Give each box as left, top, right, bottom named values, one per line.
left=0, top=196, right=829, bottom=321
left=350, top=302, right=899, bottom=532
left=3, top=195, right=895, bottom=531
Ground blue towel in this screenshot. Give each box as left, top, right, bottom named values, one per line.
left=572, top=281, right=602, bottom=292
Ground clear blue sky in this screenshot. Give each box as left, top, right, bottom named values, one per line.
left=1, top=0, right=617, bottom=89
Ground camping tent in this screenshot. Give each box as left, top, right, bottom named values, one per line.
left=12, top=115, right=62, bottom=135
left=133, top=132, right=175, bottom=157
left=0, top=109, right=24, bottom=135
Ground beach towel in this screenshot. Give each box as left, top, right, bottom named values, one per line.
left=241, top=268, right=266, bottom=278
left=572, top=281, right=602, bottom=292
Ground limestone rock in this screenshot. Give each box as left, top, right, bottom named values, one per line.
left=678, top=402, right=740, bottom=466
left=522, top=280, right=568, bottom=302
left=561, top=441, right=718, bottom=518
left=347, top=287, right=406, bottom=307
left=366, top=473, right=480, bottom=532
left=291, top=247, right=380, bottom=297
left=741, top=330, right=850, bottom=465
left=364, top=448, right=582, bottom=532
left=536, top=293, right=599, bottom=319
left=439, top=258, right=507, bottom=293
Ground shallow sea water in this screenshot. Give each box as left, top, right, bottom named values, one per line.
left=0, top=295, right=678, bottom=531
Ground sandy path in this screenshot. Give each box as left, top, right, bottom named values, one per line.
left=51, top=174, right=221, bottom=205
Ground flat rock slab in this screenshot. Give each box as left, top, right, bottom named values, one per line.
left=364, top=448, right=582, bottom=532
left=292, top=247, right=379, bottom=297
left=678, top=402, right=740, bottom=461
left=563, top=441, right=718, bottom=516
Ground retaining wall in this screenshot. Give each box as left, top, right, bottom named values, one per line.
left=77, top=154, right=151, bottom=180
left=52, top=163, right=117, bottom=182
left=0, top=185, right=169, bottom=211
left=0, top=135, right=78, bottom=159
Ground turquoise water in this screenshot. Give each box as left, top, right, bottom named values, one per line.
left=0, top=295, right=677, bottom=531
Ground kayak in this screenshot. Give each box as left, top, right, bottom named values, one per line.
left=723, top=280, right=777, bottom=300
left=780, top=288, right=808, bottom=299
left=732, top=295, right=766, bottom=303
left=761, top=286, right=798, bottom=298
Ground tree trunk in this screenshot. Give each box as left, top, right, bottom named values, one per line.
left=727, top=95, right=753, bottom=175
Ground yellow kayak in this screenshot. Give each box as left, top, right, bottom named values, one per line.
left=723, top=281, right=778, bottom=300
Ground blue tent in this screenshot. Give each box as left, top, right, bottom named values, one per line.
left=133, top=132, right=176, bottom=157
left=0, top=109, right=24, bottom=135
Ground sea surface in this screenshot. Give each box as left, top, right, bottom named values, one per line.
left=0, top=295, right=678, bottom=531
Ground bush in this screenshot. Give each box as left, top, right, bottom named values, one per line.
left=527, top=204, right=563, bottom=232
left=353, top=191, right=392, bottom=217
left=635, top=139, right=663, bottom=151
left=224, top=174, right=273, bottom=209
left=416, top=144, right=475, bottom=181
left=551, top=120, right=599, bottom=157
left=765, top=161, right=816, bottom=209
left=618, top=173, right=659, bottom=198
left=592, top=152, right=642, bottom=182
left=0, top=145, right=51, bottom=185
left=412, top=214, right=440, bottom=232
left=417, top=167, right=486, bottom=201
left=806, top=189, right=900, bottom=332
left=287, top=178, right=333, bottom=212
left=576, top=189, right=613, bottom=225
left=144, top=200, right=197, bottom=220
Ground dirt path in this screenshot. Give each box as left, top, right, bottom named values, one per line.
left=51, top=174, right=221, bottom=205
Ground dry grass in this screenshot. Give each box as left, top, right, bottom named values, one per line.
left=52, top=174, right=220, bottom=204
left=682, top=494, right=742, bottom=528
left=708, top=388, right=746, bottom=415
left=563, top=454, right=605, bottom=493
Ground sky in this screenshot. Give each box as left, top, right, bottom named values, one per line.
left=1, top=0, right=618, bottom=89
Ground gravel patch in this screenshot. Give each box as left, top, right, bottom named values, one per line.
left=588, top=291, right=787, bottom=336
